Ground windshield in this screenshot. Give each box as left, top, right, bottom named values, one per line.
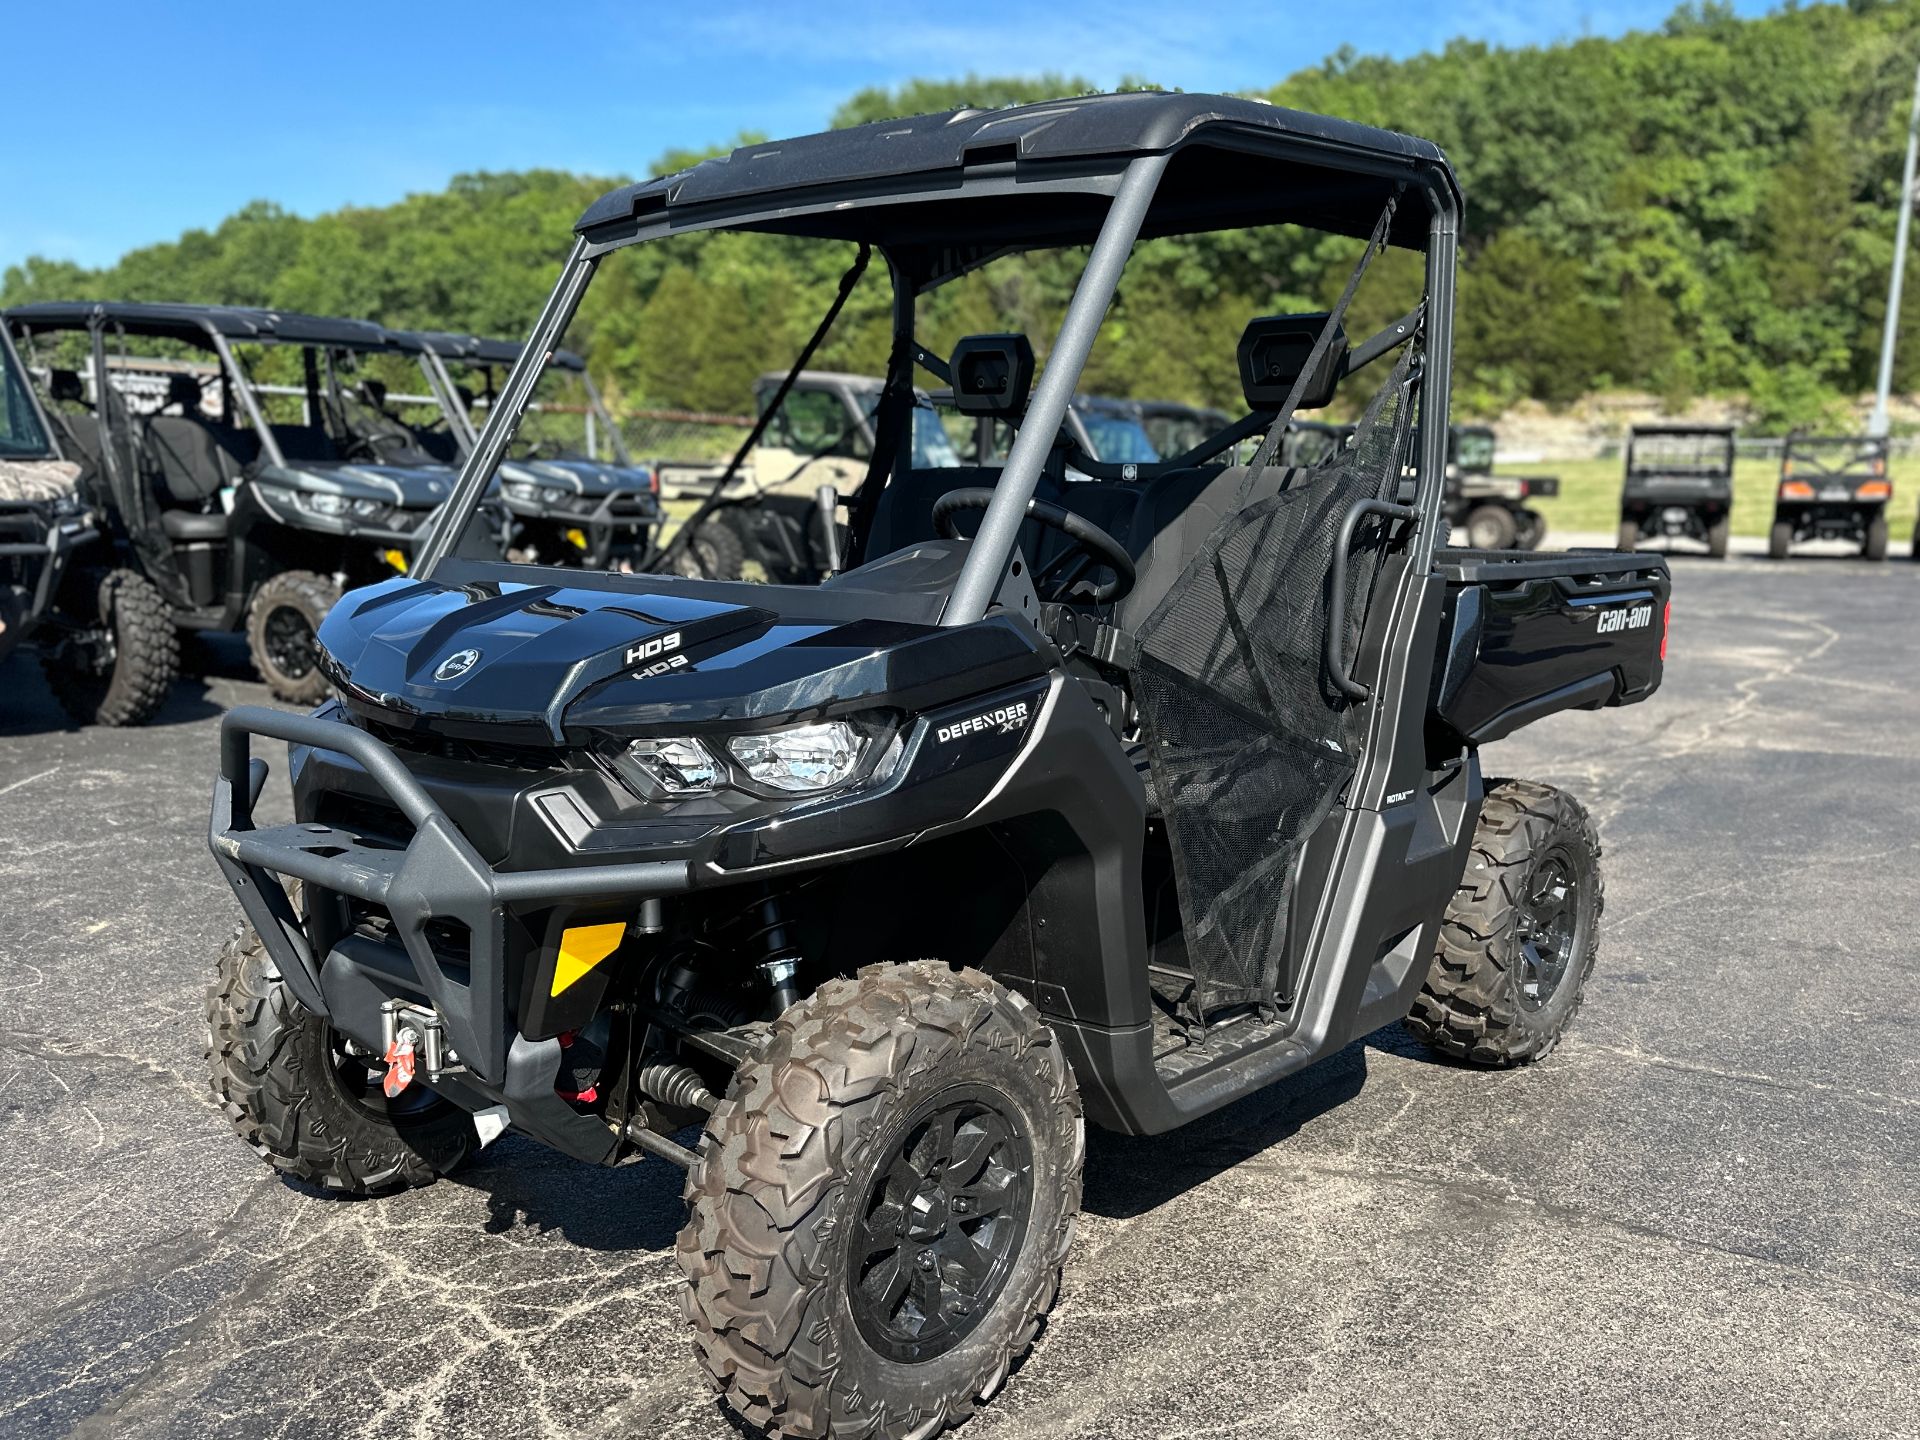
left=1, top=339, right=52, bottom=459
left=1077, top=410, right=1160, bottom=464
left=1454, top=429, right=1495, bottom=471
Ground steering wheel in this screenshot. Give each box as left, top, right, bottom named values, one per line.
left=344, top=430, right=412, bottom=463
left=932, top=487, right=1136, bottom=605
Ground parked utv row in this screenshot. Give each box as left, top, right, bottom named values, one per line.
left=200, top=91, right=1672, bottom=1440
left=1617, top=422, right=1905, bottom=561
left=0, top=302, right=726, bottom=722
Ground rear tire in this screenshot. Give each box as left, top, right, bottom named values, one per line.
left=1616, top=519, right=1639, bottom=552
left=246, top=570, right=340, bottom=705
left=1864, top=513, right=1888, bottom=562
left=1706, top=515, right=1730, bottom=558
left=1407, top=778, right=1603, bottom=1067
left=679, top=962, right=1081, bottom=1440
left=1769, top=520, right=1793, bottom=560
left=1465, top=503, right=1518, bottom=551
left=39, top=567, right=177, bottom=727
left=669, top=517, right=746, bottom=581
left=1514, top=508, right=1546, bottom=550
left=205, top=906, right=474, bottom=1195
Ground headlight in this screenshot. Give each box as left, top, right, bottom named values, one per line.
left=300, top=490, right=352, bottom=517
left=728, top=721, right=865, bottom=793
left=619, top=737, right=718, bottom=794
left=295, top=491, right=388, bottom=520
left=503, top=480, right=542, bottom=503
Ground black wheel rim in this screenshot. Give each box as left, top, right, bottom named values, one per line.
left=1514, top=843, right=1581, bottom=1012
left=850, top=1084, right=1034, bottom=1364
left=263, top=603, right=317, bottom=681
left=325, top=1030, right=447, bottom=1122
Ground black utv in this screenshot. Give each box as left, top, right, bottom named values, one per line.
left=6, top=302, right=502, bottom=707
left=410, top=331, right=678, bottom=572
left=1618, top=422, right=1737, bottom=557
left=203, top=93, right=1670, bottom=1440
left=1768, top=432, right=1893, bottom=561
left=0, top=319, right=168, bottom=722
left=1448, top=423, right=1556, bottom=550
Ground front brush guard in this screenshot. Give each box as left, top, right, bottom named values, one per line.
left=209, top=705, right=690, bottom=1088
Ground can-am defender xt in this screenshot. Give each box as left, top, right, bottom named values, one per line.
left=0, top=319, right=168, bottom=722
left=204, top=93, right=1670, bottom=1440
left=1768, top=432, right=1893, bottom=560
left=7, top=302, right=504, bottom=705
left=1618, top=422, right=1736, bottom=557
left=411, top=331, right=690, bottom=573
left=1448, top=423, right=1556, bottom=550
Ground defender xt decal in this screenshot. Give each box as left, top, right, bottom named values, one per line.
left=937, top=701, right=1032, bottom=744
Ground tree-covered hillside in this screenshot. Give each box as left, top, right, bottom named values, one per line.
left=8, top=1, right=1920, bottom=429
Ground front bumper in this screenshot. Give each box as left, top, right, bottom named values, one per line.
left=0, top=501, right=96, bottom=663
left=209, top=705, right=692, bottom=1160
left=500, top=490, right=664, bottom=566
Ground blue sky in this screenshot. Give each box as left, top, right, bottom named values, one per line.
left=3, top=0, right=1776, bottom=272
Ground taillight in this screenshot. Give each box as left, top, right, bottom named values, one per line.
left=1661, top=601, right=1670, bottom=662
left=646, top=467, right=659, bottom=495
left=1859, top=480, right=1892, bottom=500
left=1780, top=480, right=1815, bottom=500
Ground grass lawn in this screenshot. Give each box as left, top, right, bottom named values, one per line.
left=1499, top=456, right=1920, bottom=540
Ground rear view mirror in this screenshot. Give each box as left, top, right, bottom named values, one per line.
left=1238, top=314, right=1347, bottom=412
left=949, top=334, right=1035, bottom=422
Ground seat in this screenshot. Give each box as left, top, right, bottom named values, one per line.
left=160, top=508, right=231, bottom=540
left=140, top=374, right=257, bottom=506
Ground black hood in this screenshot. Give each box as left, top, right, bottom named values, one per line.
left=315, top=566, right=1047, bottom=743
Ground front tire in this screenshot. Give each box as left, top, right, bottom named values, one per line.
left=1769, top=520, right=1793, bottom=559
left=679, top=962, right=1082, bottom=1440
left=246, top=570, right=340, bottom=705
left=39, top=567, right=178, bottom=727
left=669, top=518, right=746, bottom=581
left=205, top=909, right=474, bottom=1194
left=1407, top=778, right=1603, bottom=1067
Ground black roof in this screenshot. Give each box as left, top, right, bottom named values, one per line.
left=5, top=301, right=412, bottom=353
left=576, top=91, right=1458, bottom=256
left=409, top=329, right=586, bottom=373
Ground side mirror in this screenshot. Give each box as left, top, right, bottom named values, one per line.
left=949, top=334, right=1035, bottom=422
left=1237, top=314, right=1348, bottom=412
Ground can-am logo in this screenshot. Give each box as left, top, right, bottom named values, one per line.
left=1595, top=604, right=1654, bottom=635
left=937, top=701, right=1031, bottom=744
left=433, top=648, right=480, bottom=681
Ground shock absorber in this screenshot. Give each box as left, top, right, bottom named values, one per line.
left=727, top=888, right=802, bottom=1018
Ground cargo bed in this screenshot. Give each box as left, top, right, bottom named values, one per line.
left=1428, top=547, right=1670, bottom=746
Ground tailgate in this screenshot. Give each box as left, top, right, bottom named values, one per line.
left=1429, top=549, right=1670, bottom=745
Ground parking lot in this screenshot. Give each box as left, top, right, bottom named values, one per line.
left=1, top=552, right=1916, bottom=1440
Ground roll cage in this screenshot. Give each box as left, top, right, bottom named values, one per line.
left=5, top=301, right=469, bottom=474
left=416, top=91, right=1464, bottom=617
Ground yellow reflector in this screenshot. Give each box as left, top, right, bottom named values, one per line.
left=565, top=527, right=589, bottom=550
left=384, top=548, right=410, bottom=573
left=552, top=922, right=626, bottom=997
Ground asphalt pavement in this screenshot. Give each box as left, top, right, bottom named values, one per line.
left=0, top=551, right=1915, bottom=1439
